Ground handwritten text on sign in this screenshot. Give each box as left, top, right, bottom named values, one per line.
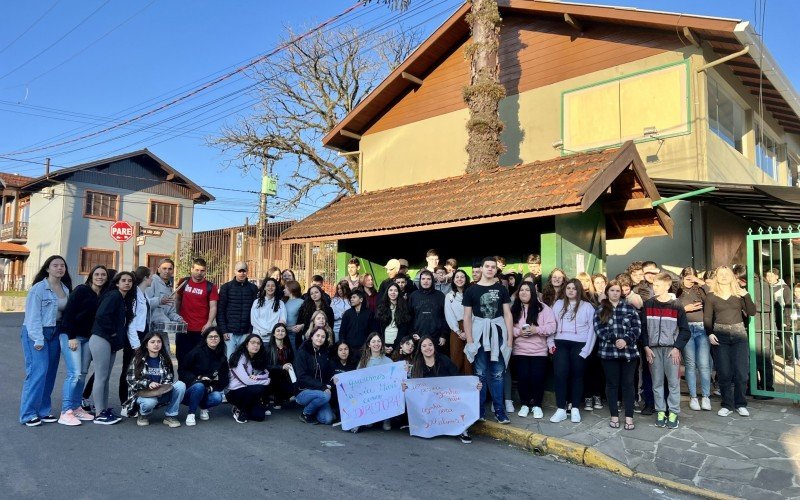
left=335, top=361, right=407, bottom=431
left=404, top=376, right=479, bottom=438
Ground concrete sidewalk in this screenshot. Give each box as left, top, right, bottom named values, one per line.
left=487, top=396, right=800, bottom=499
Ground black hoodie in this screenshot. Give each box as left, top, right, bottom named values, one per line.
left=408, top=287, right=447, bottom=342
left=294, top=340, right=334, bottom=392
left=178, top=343, right=230, bottom=392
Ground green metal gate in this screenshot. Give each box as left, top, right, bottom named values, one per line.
left=746, top=226, right=799, bottom=401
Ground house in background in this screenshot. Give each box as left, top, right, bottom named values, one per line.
left=283, top=0, right=800, bottom=280
left=0, top=149, right=213, bottom=288
left=0, top=172, right=35, bottom=290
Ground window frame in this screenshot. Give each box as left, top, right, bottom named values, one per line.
left=79, top=247, right=117, bottom=275
left=148, top=199, right=180, bottom=229
left=707, top=76, right=745, bottom=154
left=755, top=122, right=780, bottom=180
left=83, top=190, right=119, bottom=221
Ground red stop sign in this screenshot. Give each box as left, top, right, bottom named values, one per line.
left=110, top=220, right=134, bottom=242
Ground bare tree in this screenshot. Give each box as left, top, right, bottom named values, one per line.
left=211, top=26, right=420, bottom=209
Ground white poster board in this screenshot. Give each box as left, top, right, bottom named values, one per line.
left=404, top=376, right=479, bottom=438
left=335, top=361, right=406, bottom=431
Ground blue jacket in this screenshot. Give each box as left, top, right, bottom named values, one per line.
left=24, top=279, right=70, bottom=346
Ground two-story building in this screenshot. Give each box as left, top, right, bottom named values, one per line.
left=281, top=0, right=800, bottom=282
left=0, top=149, right=213, bottom=287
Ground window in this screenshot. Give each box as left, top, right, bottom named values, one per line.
left=789, top=153, right=799, bottom=187
left=146, top=254, right=172, bottom=274
left=79, top=248, right=116, bottom=274
left=707, top=78, right=744, bottom=153
left=149, top=200, right=179, bottom=228
left=84, top=191, right=118, bottom=220
left=755, top=123, right=779, bottom=179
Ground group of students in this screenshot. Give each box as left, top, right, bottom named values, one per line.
left=18, top=250, right=769, bottom=442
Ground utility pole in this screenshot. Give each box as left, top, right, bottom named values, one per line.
left=256, top=158, right=269, bottom=283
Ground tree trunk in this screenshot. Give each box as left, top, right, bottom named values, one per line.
left=464, top=0, right=505, bottom=173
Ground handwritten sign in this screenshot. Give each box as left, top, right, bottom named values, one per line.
left=335, top=361, right=406, bottom=431
left=404, top=376, right=479, bottom=438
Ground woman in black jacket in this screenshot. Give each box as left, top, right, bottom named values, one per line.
left=295, top=327, right=334, bottom=425
left=179, top=326, right=229, bottom=426
left=60, top=265, right=109, bottom=422
left=296, top=286, right=335, bottom=348
left=266, top=323, right=295, bottom=409
left=376, top=283, right=411, bottom=355
left=89, top=271, right=135, bottom=424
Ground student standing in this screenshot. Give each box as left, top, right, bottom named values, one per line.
left=444, top=270, right=472, bottom=375
left=331, top=280, right=352, bottom=342
left=705, top=266, right=756, bottom=417
left=376, top=282, right=411, bottom=354
left=59, top=265, right=107, bottom=424
left=541, top=268, right=567, bottom=307
left=90, top=271, right=136, bottom=425
left=119, top=267, right=156, bottom=409
left=226, top=334, right=271, bottom=423
left=343, top=258, right=362, bottom=291
left=175, top=258, right=219, bottom=366
left=216, top=261, right=259, bottom=358
left=511, top=283, right=556, bottom=419
left=284, top=280, right=305, bottom=347
left=641, top=272, right=691, bottom=429
left=179, top=327, right=228, bottom=426
left=594, top=281, right=641, bottom=430
left=408, top=270, right=448, bottom=348
left=677, top=267, right=712, bottom=411
left=20, top=255, right=72, bottom=427
left=251, top=277, right=286, bottom=344
left=340, top=289, right=377, bottom=352
left=548, top=279, right=596, bottom=424
left=144, top=258, right=183, bottom=354
left=463, top=257, right=514, bottom=424
left=125, top=331, right=186, bottom=427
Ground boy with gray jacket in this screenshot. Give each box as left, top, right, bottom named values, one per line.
left=640, top=272, right=690, bottom=429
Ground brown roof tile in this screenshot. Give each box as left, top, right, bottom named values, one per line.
left=0, top=172, right=35, bottom=188
left=282, top=147, right=623, bottom=242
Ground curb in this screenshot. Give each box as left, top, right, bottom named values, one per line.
left=473, top=421, right=738, bottom=500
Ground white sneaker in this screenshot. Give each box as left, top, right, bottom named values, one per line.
left=518, top=405, right=530, bottom=418
left=593, top=396, right=603, bottom=409
left=689, top=398, right=701, bottom=411
left=571, top=408, right=581, bottom=423
left=718, top=408, right=732, bottom=417
left=532, top=406, right=544, bottom=419
left=186, top=414, right=196, bottom=426
left=199, top=409, right=210, bottom=421
left=505, top=400, right=515, bottom=413
left=583, top=397, right=593, bottom=411
left=701, top=397, right=712, bottom=411
left=549, top=409, right=568, bottom=423
left=736, top=407, right=750, bottom=417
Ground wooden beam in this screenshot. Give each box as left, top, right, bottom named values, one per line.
left=682, top=27, right=701, bottom=48
left=340, top=129, right=362, bottom=140
left=400, top=72, right=424, bottom=86
left=166, top=173, right=176, bottom=181
left=603, top=198, right=654, bottom=213
left=563, top=13, right=583, bottom=32
left=191, top=192, right=203, bottom=200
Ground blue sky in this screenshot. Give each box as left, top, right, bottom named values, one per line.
left=0, top=0, right=797, bottom=231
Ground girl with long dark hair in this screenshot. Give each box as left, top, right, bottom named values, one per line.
left=511, top=282, right=556, bottom=419
left=444, top=269, right=472, bottom=375
left=59, top=264, right=107, bottom=424
left=296, top=285, right=334, bottom=348
left=351, top=332, right=393, bottom=432
left=125, top=331, right=186, bottom=427
left=329, top=340, right=357, bottom=422
left=251, top=277, right=286, bottom=344
left=358, top=273, right=378, bottom=312
left=20, top=255, right=72, bottom=427
left=226, top=333, right=271, bottom=423
left=179, top=326, right=229, bottom=425
left=541, top=268, right=567, bottom=307
left=266, top=323, right=295, bottom=409
left=90, top=271, right=136, bottom=425
left=376, top=282, right=411, bottom=354
left=295, top=327, right=334, bottom=425
left=594, top=280, right=641, bottom=430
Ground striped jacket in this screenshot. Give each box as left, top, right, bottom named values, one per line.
left=593, top=301, right=641, bottom=361
left=640, top=297, right=691, bottom=349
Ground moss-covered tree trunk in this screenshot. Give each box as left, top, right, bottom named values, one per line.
left=463, top=0, right=505, bottom=173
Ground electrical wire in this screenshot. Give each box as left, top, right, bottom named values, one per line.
left=0, top=0, right=63, bottom=55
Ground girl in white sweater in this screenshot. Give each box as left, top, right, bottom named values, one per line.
left=251, top=278, right=286, bottom=344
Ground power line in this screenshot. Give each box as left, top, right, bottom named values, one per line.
left=0, top=0, right=63, bottom=55
left=0, top=0, right=112, bottom=81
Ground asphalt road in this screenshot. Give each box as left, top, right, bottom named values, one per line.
left=0, top=312, right=691, bottom=499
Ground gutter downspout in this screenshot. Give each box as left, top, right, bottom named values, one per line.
left=696, top=45, right=749, bottom=72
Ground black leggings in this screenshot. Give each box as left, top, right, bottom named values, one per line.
left=553, top=340, right=587, bottom=409
left=601, top=358, right=637, bottom=418
left=512, top=355, right=547, bottom=407
left=584, top=344, right=605, bottom=399
left=226, top=385, right=269, bottom=421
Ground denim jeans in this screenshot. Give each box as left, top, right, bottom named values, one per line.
left=473, top=344, right=507, bottom=419
left=59, top=334, right=90, bottom=411
left=182, top=382, right=223, bottom=413
left=137, top=381, right=187, bottom=417
left=296, top=389, right=334, bottom=424
left=683, top=322, right=711, bottom=398
left=225, top=333, right=246, bottom=359
left=650, top=347, right=681, bottom=414
left=19, top=326, right=61, bottom=423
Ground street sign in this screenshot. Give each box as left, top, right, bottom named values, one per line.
left=139, top=227, right=164, bottom=237
left=136, top=236, right=146, bottom=246
left=110, top=220, right=134, bottom=242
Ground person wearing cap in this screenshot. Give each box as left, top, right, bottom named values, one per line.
left=217, top=262, right=259, bottom=358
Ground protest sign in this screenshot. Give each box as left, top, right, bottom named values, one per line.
left=335, top=361, right=407, bottom=431
left=404, top=376, right=479, bottom=438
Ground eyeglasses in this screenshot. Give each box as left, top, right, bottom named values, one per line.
left=206, top=335, right=221, bottom=339
left=237, top=269, right=247, bottom=273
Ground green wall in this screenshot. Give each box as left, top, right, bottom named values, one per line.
left=540, top=203, right=605, bottom=278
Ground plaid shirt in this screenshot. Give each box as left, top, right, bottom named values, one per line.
left=593, top=301, right=641, bottom=361
left=124, top=353, right=176, bottom=403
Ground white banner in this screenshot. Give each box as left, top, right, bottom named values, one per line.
left=335, top=361, right=407, bottom=431
left=404, top=376, right=480, bottom=438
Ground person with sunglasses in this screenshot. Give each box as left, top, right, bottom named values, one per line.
left=217, top=262, right=259, bottom=358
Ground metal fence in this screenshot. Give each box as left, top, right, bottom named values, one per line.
left=746, top=226, right=800, bottom=401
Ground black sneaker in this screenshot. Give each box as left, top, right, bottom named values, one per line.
left=233, top=408, right=247, bottom=424
left=641, top=404, right=655, bottom=416
left=24, top=417, right=42, bottom=427
left=459, top=432, right=472, bottom=444
left=81, top=398, right=95, bottom=413
left=298, top=412, right=318, bottom=425
left=40, top=414, right=57, bottom=423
